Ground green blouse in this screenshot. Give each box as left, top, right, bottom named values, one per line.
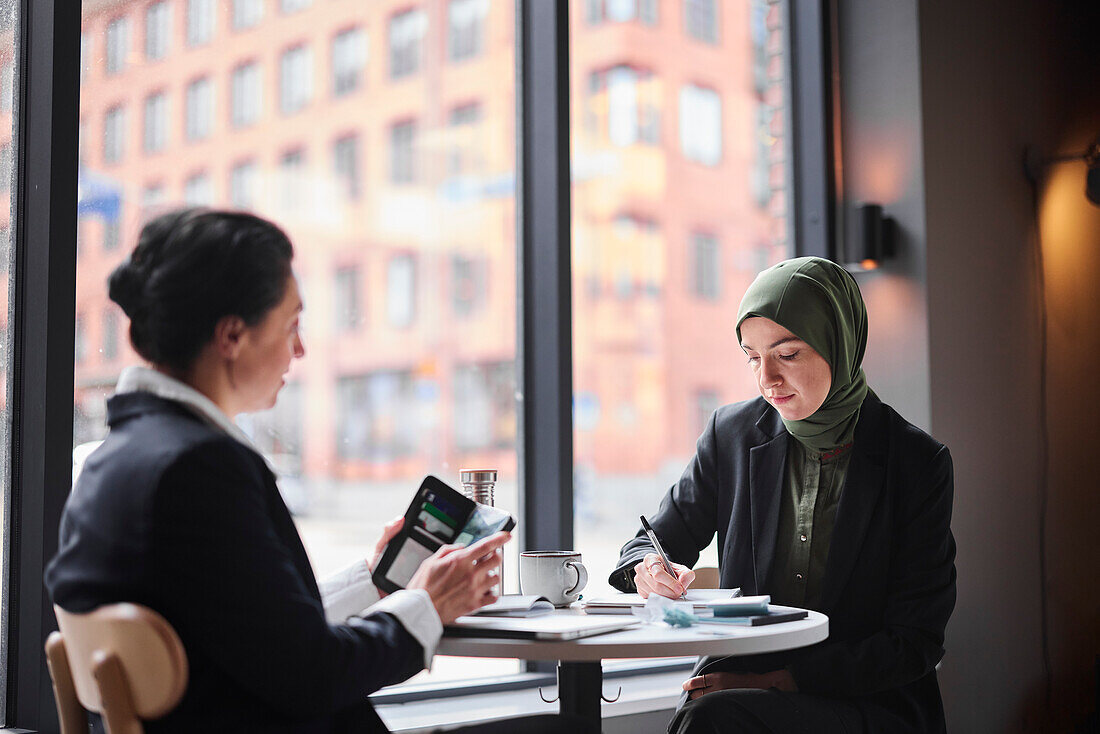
left=768, top=438, right=852, bottom=610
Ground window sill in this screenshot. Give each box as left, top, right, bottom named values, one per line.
left=376, top=666, right=686, bottom=733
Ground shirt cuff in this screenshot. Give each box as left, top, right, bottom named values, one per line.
left=319, top=560, right=380, bottom=624
left=370, top=589, right=443, bottom=670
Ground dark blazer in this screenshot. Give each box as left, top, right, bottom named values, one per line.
left=46, top=393, right=422, bottom=733
left=610, top=392, right=957, bottom=734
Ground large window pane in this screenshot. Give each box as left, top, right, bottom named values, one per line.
left=76, top=0, right=519, bottom=689
left=0, top=0, right=16, bottom=719
left=570, top=0, right=793, bottom=593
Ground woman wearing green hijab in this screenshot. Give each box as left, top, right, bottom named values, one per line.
left=610, top=257, right=957, bottom=734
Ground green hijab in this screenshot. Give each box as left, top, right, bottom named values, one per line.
left=735, top=257, right=869, bottom=452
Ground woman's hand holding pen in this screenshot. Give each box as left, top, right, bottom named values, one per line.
left=633, top=553, right=696, bottom=599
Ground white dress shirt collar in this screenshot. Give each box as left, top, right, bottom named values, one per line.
left=115, top=365, right=261, bottom=453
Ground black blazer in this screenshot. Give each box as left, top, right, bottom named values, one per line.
left=610, top=393, right=957, bottom=734
left=46, top=393, right=422, bottom=733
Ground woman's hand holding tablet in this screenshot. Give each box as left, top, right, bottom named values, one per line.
left=407, top=532, right=512, bottom=624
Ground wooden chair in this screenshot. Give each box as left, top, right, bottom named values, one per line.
left=692, top=566, right=721, bottom=589
left=45, top=603, right=188, bottom=734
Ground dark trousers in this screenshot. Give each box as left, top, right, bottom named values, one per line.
left=668, top=689, right=865, bottom=734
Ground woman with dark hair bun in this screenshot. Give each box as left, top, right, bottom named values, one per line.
left=46, top=210, right=586, bottom=734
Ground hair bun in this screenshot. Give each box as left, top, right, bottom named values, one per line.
left=108, top=261, right=149, bottom=318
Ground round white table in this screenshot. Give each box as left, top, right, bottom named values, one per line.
left=438, top=609, right=828, bottom=726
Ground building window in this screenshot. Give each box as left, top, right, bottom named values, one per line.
left=389, top=120, right=417, bottom=184
left=141, top=183, right=166, bottom=212
left=145, top=1, right=171, bottom=61
left=389, top=9, right=426, bottom=79
left=386, top=254, right=416, bottom=328
left=232, top=0, right=264, bottom=30
left=684, top=0, right=718, bottom=44
left=80, top=32, right=90, bottom=83
left=332, top=134, right=360, bottom=200
left=448, top=0, right=488, bottom=63
left=186, top=0, right=215, bottom=47
left=588, top=66, right=660, bottom=146
left=690, top=232, right=720, bottom=300
left=250, top=381, right=303, bottom=463
left=0, top=62, right=10, bottom=113
left=451, top=255, right=485, bottom=317
left=229, top=160, right=258, bottom=209
left=331, top=27, right=367, bottom=96
left=184, top=171, right=213, bottom=205
left=0, top=62, right=10, bottom=114
left=0, top=144, right=11, bottom=192
left=105, top=16, right=130, bottom=75
left=334, top=266, right=362, bottom=333
left=103, top=218, right=120, bottom=251
left=454, top=362, right=515, bottom=451
left=585, top=0, right=657, bottom=25
left=279, top=45, right=313, bottom=115
left=230, top=61, right=262, bottom=128
left=144, top=92, right=169, bottom=154
left=694, top=389, right=720, bottom=433
left=280, top=0, right=312, bottom=13
left=103, top=105, right=126, bottom=164
left=75, top=314, right=86, bottom=364
left=102, top=310, right=119, bottom=361
left=448, top=102, right=481, bottom=176
left=335, top=371, right=417, bottom=461
left=279, top=148, right=305, bottom=209
left=607, top=213, right=660, bottom=299
left=185, top=77, right=214, bottom=141
left=679, top=84, right=722, bottom=165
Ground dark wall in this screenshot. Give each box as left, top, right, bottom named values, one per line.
left=838, top=0, right=1099, bottom=731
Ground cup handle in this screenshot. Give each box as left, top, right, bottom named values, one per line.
left=564, top=561, right=588, bottom=596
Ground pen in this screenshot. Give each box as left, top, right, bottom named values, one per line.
left=639, top=515, right=686, bottom=599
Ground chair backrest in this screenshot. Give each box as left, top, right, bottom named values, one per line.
left=46, top=603, right=188, bottom=734
left=692, top=566, right=721, bottom=589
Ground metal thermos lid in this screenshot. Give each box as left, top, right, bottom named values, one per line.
left=460, top=469, right=497, bottom=485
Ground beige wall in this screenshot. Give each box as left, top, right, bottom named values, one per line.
left=1036, top=101, right=1100, bottom=733
left=840, top=0, right=1100, bottom=731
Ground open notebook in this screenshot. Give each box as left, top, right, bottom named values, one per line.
left=469, top=595, right=555, bottom=618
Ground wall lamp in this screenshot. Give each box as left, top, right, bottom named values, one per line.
left=1024, top=137, right=1100, bottom=205
left=842, top=203, right=895, bottom=271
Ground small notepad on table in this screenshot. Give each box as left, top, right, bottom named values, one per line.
left=470, top=595, right=555, bottom=617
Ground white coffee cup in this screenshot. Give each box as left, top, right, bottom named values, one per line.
left=519, top=551, right=589, bottom=606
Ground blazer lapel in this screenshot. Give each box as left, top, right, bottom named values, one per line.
left=748, top=412, right=787, bottom=595
left=819, top=395, right=887, bottom=613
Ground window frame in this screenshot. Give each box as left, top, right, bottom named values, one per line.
left=144, top=0, right=171, bottom=61
left=142, top=89, right=168, bottom=154
left=2, top=0, right=832, bottom=725
left=104, top=15, right=129, bottom=75
left=230, top=59, right=262, bottom=128
left=331, top=26, right=366, bottom=97
left=278, top=43, right=313, bottom=116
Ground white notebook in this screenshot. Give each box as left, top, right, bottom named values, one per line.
left=470, top=595, right=555, bottom=618
left=445, top=615, right=639, bottom=640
